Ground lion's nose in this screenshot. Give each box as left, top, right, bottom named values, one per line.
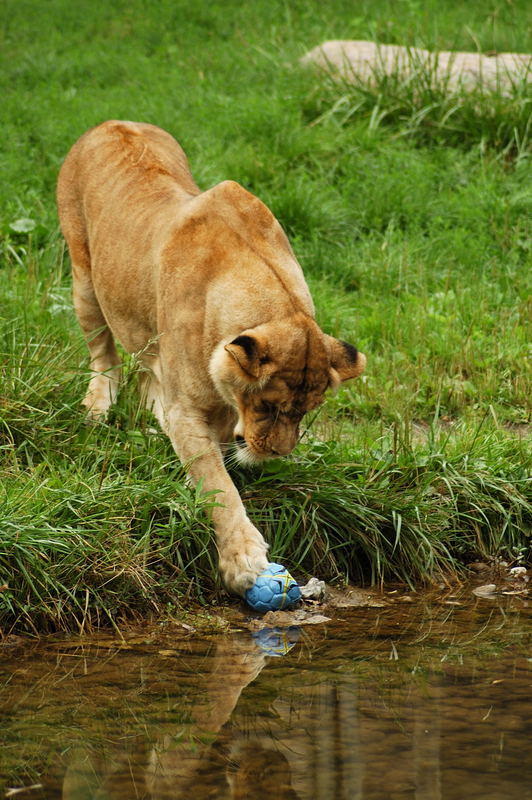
left=270, top=442, right=294, bottom=457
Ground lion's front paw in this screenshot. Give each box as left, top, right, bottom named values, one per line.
left=218, top=524, right=269, bottom=597
left=82, top=391, right=112, bottom=420
left=82, top=371, right=120, bottom=420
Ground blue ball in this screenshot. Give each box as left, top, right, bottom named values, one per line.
left=245, top=563, right=302, bottom=613
left=252, top=626, right=300, bottom=656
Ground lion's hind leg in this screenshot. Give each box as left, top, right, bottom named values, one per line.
left=139, top=357, right=168, bottom=434
left=58, top=147, right=122, bottom=420
left=73, top=263, right=121, bottom=419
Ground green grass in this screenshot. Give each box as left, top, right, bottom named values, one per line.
left=0, top=0, right=531, bottom=632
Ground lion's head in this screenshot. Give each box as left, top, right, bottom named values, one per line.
left=210, top=313, right=366, bottom=464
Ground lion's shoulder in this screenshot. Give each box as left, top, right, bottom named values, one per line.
left=185, top=180, right=294, bottom=260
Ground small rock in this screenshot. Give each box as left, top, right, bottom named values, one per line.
left=472, top=584, right=497, bottom=598
left=468, top=562, right=490, bottom=572
left=249, top=609, right=331, bottom=629
left=509, top=566, right=527, bottom=579
left=300, top=577, right=327, bottom=601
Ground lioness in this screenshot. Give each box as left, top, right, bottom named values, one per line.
left=57, top=121, right=366, bottom=596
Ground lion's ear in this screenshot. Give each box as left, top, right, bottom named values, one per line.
left=326, top=336, right=366, bottom=384
left=224, top=334, right=270, bottom=380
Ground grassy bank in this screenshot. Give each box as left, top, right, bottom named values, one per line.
left=1, top=0, right=530, bottom=632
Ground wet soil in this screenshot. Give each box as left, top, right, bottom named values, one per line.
left=0, top=585, right=530, bottom=800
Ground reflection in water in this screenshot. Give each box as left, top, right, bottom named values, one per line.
left=0, top=595, right=530, bottom=800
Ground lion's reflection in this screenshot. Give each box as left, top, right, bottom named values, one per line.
left=61, top=631, right=301, bottom=800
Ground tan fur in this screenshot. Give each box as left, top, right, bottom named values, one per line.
left=57, top=120, right=366, bottom=596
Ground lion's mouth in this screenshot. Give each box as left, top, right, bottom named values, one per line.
left=233, top=436, right=275, bottom=466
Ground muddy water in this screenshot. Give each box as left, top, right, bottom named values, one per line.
left=1, top=593, right=530, bottom=800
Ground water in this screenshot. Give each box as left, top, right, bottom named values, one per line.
left=1, top=591, right=530, bottom=800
